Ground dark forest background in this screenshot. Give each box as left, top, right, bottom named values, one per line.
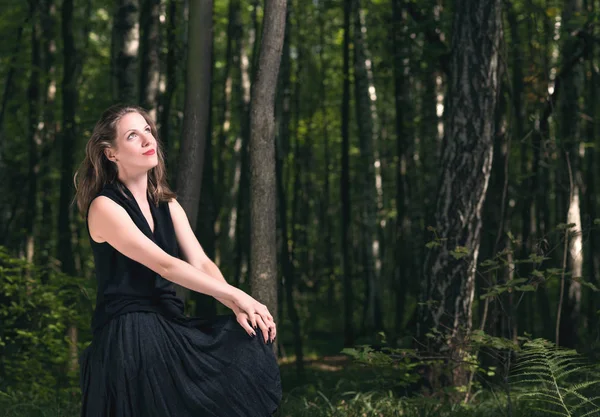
left=2, top=0, right=600, bottom=415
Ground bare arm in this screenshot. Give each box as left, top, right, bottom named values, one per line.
left=87, top=196, right=242, bottom=302
left=167, top=199, right=240, bottom=313
left=167, top=198, right=277, bottom=341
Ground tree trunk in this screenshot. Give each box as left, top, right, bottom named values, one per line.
left=275, top=0, right=304, bottom=376
left=60, top=0, right=79, bottom=375
left=112, top=0, right=139, bottom=103
left=158, top=0, right=177, bottom=164
left=352, top=0, right=383, bottom=337
left=391, top=0, right=413, bottom=339
left=584, top=0, right=599, bottom=338
left=194, top=20, right=218, bottom=319
left=421, top=0, right=501, bottom=386
left=248, top=0, right=287, bottom=354
left=558, top=0, right=584, bottom=348
left=317, top=1, right=335, bottom=309
left=214, top=0, right=238, bottom=237
left=25, top=1, right=41, bottom=264
left=232, top=7, right=254, bottom=288
left=139, top=0, right=160, bottom=119
left=174, top=0, right=213, bottom=304
left=38, top=0, right=57, bottom=280
left=341, top=0, right=354, bottom=348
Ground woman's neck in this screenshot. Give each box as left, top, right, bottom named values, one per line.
left=118, top=173, right=149, bottom=202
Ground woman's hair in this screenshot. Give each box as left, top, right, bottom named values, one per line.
left=73, top=104, right=176, bottom=218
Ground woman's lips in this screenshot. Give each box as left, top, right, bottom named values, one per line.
left=143, top=149, right=155, bottom=156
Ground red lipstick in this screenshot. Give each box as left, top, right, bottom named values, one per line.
left=143, top=149, right=155, bottom=156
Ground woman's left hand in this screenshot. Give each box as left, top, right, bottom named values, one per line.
left=234, top=309, right=276, bottom=344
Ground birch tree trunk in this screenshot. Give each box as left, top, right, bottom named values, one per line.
left=558, top=0, right=584, bottom=348
left=421, top=0, right=502, bottom=386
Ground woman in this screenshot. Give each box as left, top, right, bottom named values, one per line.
left=75, top=104, right=282, bottom=416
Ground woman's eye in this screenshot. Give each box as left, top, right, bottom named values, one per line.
left=145, top=127, right=151, bottom=132
left=128, top=132, right=137, bottom=140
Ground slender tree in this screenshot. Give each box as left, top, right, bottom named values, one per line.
left=174, top=0, right=213, bottom=304
left=25, top=0, right=41, bottom=263
left=249, top=0, right=287, bottom=353
left=352, top=0, right=383, bottom=336
left=558, top=0, right=584, bottom=348
left=341, top=0, right=354, bottom=347
left=158, top=0, right=177, bottom=162
left=59, top=0, right=79, bottom=373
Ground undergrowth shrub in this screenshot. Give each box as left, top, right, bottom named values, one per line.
left=0, top=246, right=93, bottom=404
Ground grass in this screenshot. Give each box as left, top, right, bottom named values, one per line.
left=0, top=340, right=582, bottom=417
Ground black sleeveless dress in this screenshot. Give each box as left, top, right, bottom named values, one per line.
left=79, top=181, right=282, bottom=416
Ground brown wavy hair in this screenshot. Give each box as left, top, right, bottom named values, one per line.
left=73, top=104, right=176, bottom=218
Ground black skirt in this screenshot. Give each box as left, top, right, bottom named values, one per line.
left=79, top=311, right=282, bottom=416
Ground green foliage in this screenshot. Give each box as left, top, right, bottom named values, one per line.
left=340, top=344, right=422, bottom=388
left=0, top=246, right=92, bottom=404
left=511, top=339, right=600, bottom=417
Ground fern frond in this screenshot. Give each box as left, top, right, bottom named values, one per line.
left=510, top=338, right=600, bottom=417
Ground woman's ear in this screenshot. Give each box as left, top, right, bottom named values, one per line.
left=104, top=148, right=118, bottom=162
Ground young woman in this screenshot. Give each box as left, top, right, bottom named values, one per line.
left=75, top=104, right=282, bottom=416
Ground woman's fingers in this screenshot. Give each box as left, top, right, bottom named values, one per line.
left=236, top=314, right=255, bottom=336
left=255, top=312, right=276, bottom=343
left=261, top=304, right=273, bottom=322
left=269, top=319, right=276, bottom=342
left=254, top=315, right=270, bottom=343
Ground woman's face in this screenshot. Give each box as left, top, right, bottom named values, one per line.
left=105, top=112, right=159, bottom=175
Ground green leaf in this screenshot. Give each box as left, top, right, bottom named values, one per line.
left=450, top=246, right=470, bottom=259
left=516, top=285, right=536, bottom=292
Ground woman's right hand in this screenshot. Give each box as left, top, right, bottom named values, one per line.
left=232, top=289, right=274, bottom=331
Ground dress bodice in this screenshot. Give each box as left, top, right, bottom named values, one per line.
left=86, top=181, right=185, bottom=336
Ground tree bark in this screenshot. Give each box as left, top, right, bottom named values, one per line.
left=174, top=0, right=213, bottom=304
left=352, top=0, right=383, bottom=337
left=341, top=0, right=354, bottom=348
left=558, top=0, right=584, bottom=348
left=275, top=0, right=304, bottom=376
left=214, top=0, right=238, bottom=230
left=158, top=0, right=177, bottom=164
left=249, top=0, right=287, bottom=354
left=111, top=0, right=139, bottom=103
left=391, top=0, right=413, bottom=339
left=584, top=0, right=599, bottom=338
left=25, top=0, right=41, bottom=264
left=38, top=0, right=57, bottom=281
left=232, top=6, right=254, bottom=287
left=60, top=0, right=79, bottom=375
left=139, top=0, right=160, bottom=119
left=421, top=0, right=501, bottom=386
